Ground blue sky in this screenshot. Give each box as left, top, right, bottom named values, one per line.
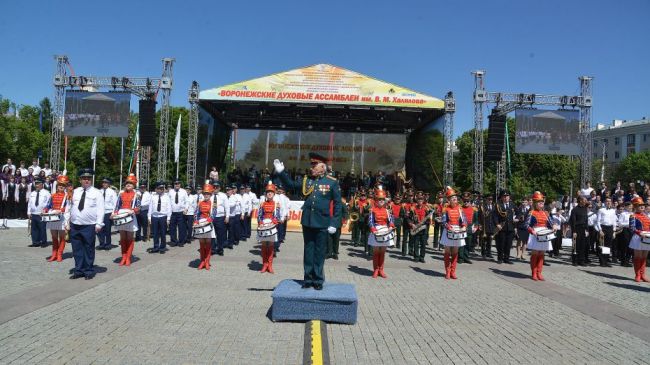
left=1, top=0, right=648, bottom=137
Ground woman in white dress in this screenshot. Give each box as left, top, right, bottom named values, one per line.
left=629, top=197, right=650, bottom=282
left=440, top=186, right=467, bottom=280
left=526, top=191, right=556, bottom=281
left=45, top=175, right=70, bottom=262
left=367, top=187, right=395, bottom=278
left=112, top=174, right=140, bottom=266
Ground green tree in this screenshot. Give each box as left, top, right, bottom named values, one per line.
left=615, top=151, right=650, bottom=184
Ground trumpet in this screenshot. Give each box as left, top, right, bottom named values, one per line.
left=349, top=212, right=360, bottom=222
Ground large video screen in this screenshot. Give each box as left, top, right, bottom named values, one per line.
left=64, top=91, right=131, bottom=137
left=515, top=109, right=581, bottom=156
left=233, top=130, right=406, bottom=176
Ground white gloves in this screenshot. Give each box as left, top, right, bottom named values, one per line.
left=273, top=159, right=285, bottom=173
left=327, top=226, right=336, bottom=234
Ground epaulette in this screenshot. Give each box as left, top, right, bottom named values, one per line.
left=326, top=175, right=337, bottom=181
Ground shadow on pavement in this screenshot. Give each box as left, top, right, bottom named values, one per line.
left=580, top=269, right=632, bottom=281
left=489, top=268, right=529, bottom=279
left=605, top=281, right=650, bottom=292
left=347, top=265, right=373, bottom=276
left=411, top=266, right=444, bottom=278
left=247, top=260, right=263, bottom=271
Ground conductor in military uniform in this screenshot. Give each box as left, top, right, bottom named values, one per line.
left=274, top=153, right=342, bottom=290
left=492, top=189, right=517, bottom=264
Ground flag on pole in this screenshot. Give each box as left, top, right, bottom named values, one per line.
left=90, top=136, right=97, bottom=160
left=38, top=110, right=43, bottom=160
left=174, top=115, right=181, bottom=163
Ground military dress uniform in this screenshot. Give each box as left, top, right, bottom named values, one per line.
left=479, top=198, right=496, bottom=258
left=274, top=153, right=342, bottom=290
left=210, top=181, right=230, bottom=255
left=27, top=179, right=51, bottom=247
left=460, top=193, right=478, bottom=264
left=148, top=182, right=172, bottom=253
left=327, top=198, right=347, bottom=260
left=389, top=196, right=405, bottom=250
left=168, top=180, right=189, bottom=247
left=407, top=199, right=431, bottom=263
left=492, top=190, right=517, bottom=264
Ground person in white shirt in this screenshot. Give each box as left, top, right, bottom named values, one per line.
left=226, top=184, right=243, bottom=248
left=69, top=168, right=105, bottom=280
left=210, top=181, right=230, bottom=255
left=42, top=163, right=52, bottom=177
left=148, top=182, right=172, bottom=253
left=17, top=161, right=29, bottom=178
left=587, top=202, right=598, bottom=259
left=2, top=158, right=16, bottom=175
left=136, top=181, right=152, bottom=242
left=275, top=184, right=291, bottom=252
left=29, top=159, right=41, bottom=177
left=27, top=178, right=51, bottom=247
left=596, top=197, right=617, bottom=266
left=97, top=177, right=117, bottom=250
left=184, top=185, right=199, bottom=244
left=239, top=185, right=252, bottom=241
left=616, top=202, right=633, bottom=267
left=168, top=179, right=189, bottom=246
left=549, top=208, right=567, bottom=258
left=245, top=185, right=259, bottom=240
left=580, top=182, right=594, bottom=199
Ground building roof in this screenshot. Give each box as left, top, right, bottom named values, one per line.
left=595, top=118, right=649, bottom=132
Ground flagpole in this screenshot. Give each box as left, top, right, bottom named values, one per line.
left=92, top=157, right=96, bottom=186
left=119, top=137, right=124, bottom=188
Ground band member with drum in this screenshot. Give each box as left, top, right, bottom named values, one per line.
left=69, top=168, right=104, bottom=280
left=27, top=178, right=50, bottom=247
left=492, top=189, right=517, bottom=264
left=629, top=197, right=650, bottom=282
left=258, top=182, right=282, bottom=274
left=98, top=177, right=117, bottom=250
left=274, top=153, right=342, bottom=290
left=112, top=174, right=141, bottom=266
left=44, top=175, right=70, bottom=262
left=526, top=192, right=556, bottom=281
left=440, top=187, right=467, bottom=279
left=148, top=182, right=172, bottom=253
left=194, top=183, right=216, bottom=270
left=368, top=187, right=395, bottom=278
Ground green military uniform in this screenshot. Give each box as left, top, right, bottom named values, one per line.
left=327, top=199, right=347, bottom=259
left=389, top=200, right=405, bottom=249
left=276, top=154, right=342, bottom=288
left=402, top=200, right=414, bottom=255
left=350, top=198, right=361, bottom=246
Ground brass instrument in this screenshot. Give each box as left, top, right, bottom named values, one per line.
left=410, top=211, right=433, bottom=235
left=349, top=212, right=360, bottom=222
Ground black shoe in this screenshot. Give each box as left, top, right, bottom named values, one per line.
left=313, top=283, right=323, bottom=290
left=148, top=248, right=159, bottom=253
left=420, top=258, right=425, bottom=263
left=159, top=250, right=166, bottom=254
left=69, top=273, right=84, bottom=280
left=226, top=246, right=233, bottom=249
left=333, top=254, right=339, bottom=260
left=217, top=251, right=224, bottom=256
left=276, top=248, right=280, bottom=253
left=177, top=243, right=185, bottom=247
left=497, top=259, right=503, bottom=264
left=301, top=282, right=312, bottom=289
left=169, top=242, right=177, bottom=247
left=487, top=254, right=494, bottom=258
left=84, top=275, right=95, bottom=280
left=465, top=259, right=473, bottom=264
left=543, top=261, right=550, bottom=266
left=505, top=260, right=514, bottom=265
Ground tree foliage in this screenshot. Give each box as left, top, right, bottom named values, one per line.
left=615, top=151, right=650, bottom=184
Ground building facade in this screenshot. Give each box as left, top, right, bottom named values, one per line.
left=592, top=118, right=650, bottom=168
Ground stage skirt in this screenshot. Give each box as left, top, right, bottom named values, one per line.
left=440, top=228, right=466, bottom=247
left=46, top=215, right=66, bottom=231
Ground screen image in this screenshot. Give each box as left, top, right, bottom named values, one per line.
left=64, top=91, right=131, bottom=137
left=515, top=109, right=581, bottom=156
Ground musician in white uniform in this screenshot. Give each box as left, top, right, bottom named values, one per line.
left=240, top=185, right=252, bottom=241
left=148, top=182, right=172, bottom=253
left=136, top=181, right=151, bottom=242
left=210, top=181, right=230, bottom=256
left=27, top=178, right=51, bottom=247
left=226, top=184, right=243, bottom=248
left=98, top=177, right=117, bottom=250
left=185, top=184, right=199, bottom=244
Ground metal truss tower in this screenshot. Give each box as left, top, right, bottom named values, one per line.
left=187, top=81, right=200, bottom=186
left=443, top=91, right=456, bottom=188
left=472, top=70, right=591, bottom=195
left=156, top=58, right=175, bottom=182
left=472, top=71, right=486, bottom=193
left=50, top=55, right=69, bottom=172
left=579, top=76, right=593, bottom=188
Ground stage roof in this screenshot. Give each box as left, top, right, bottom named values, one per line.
left=199, top=64, right=446, bottom=133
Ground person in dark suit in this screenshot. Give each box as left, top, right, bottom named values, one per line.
left=492, top=190, right=517, bottom=264
left=479, top=195, right=496, bottom=258
left=274, top=153, right=342, bottom=290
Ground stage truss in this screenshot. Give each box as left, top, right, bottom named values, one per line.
left=472, top=70, right=593, bottom=195
left=187, top=81, right=199, bottom=186
left=50, top=56, right=175, bottom=184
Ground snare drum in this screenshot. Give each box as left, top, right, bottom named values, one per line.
left=112, top=211, right=134, bottom=226
left=447, top=225, right=467, bottom=240
left=642, top=231, right=650, bottom=244
left=534, top=228, right=556, bottom=242
left=373, top=227, right=395, bottom=243
left=193, top=220, right=214, bottom=236
left=257, top=223, right=278, bottom=238
left=41, top=213, right=61, bottom=223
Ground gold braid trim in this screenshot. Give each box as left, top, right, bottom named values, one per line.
left=302, top=175, right=314, bottom=196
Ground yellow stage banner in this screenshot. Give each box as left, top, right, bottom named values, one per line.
left=201, top=64, right=444, bottom=109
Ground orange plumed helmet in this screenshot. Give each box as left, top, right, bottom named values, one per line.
left=375, top=185, right=386, bottom=199
left=56, top=175, right=70, bottom=185
left=531, top=191, right=545, bottom=202
left=445, top=186, right=457, bottom=198
left=631, top=196, right=644, bottom=206
left=125, top=173, right=137, bottom=186
left=265, top=181, right=277, bottom=193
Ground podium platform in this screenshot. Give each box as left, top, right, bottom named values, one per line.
left=271, top=279, right=358, bottom=324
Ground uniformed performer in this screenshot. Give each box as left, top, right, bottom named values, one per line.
left=616, top=202, right=633, bottom=267
left=629, top=197, right=650, bottom=282
left=479, top=195, right=496, bottom=258
left=526, top=192, right=556, bottom=281
left=389, top=194, right=405, bottom=250
left=515, top=198, right=531, bottom=261
left=440, top=187, right=466, bottom=279
left=460, top=192, right=478, bottom=264
left=596, top=197, right=617, bottom=266
left=275, top=184, right=291, bottom=254
left=368, top=187, right=395, bottom=278
left=194, top=182, right=216, bottom=270
left=257, top=182, right=282, bottom=274
left=4, top=175, right=17, bottom=219
left=184, top=185, right=198, bottom=244
left=112, top=174, right=140, bottom=266
left=135, top=181, right=151, bottom=242
left=98, top=177, right=117, bottom=250
left=569, top=196, right=590, bottom=266
left=327, top=197, right=347, bottom=260
left=169, top=179, right=189, bottom=247
left=432, top=192, right=445, bottom=251
left=274, top=153, right=342, bottom=290
left=27, top=178, right=50, bottom=247
left=240, top=184, right=252, bottom=241
left=69, top=168, right=104, bottom=280
left=492, top=190, right=517, bottom=264
left=147, top=182, right=172, bottom=253
left=210, top=181, right=230, bottom=256
left=44, top=175, right=70, bottom=262
left=355, top=190, right=372, bottom=254
left=226, top=184, right=244, bottom=248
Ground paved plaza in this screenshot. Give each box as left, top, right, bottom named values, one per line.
left=0, top=228, right=648, bottom=364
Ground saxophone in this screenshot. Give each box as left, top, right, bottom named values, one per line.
left=410, top=211, right=433, bottom=235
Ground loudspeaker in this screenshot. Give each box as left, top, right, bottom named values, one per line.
left=139, top=99, right=157, bottom=146
left=485, top=111, right=506, bottom=161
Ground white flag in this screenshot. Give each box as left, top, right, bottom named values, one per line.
left=174, top=115, right=181, bottom=163
left=90, top=136, right=97, bottom=160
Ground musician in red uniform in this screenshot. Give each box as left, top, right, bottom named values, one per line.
left=44, top=175, right=70, bottom=262
left=194, top=183, right=216, bottom=270
left=389, top=194, right=405, bottom=250
left=629, top=197, right=650, bottom=282
left=368, top=187, right=395, bottom=278
left=112, top=174, right=140, bottom=266
left=440, top=186, right=467, bottom=280
left=258, top=182, right=282, bottom=274
left=526, top=191, right=556, bottom=281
